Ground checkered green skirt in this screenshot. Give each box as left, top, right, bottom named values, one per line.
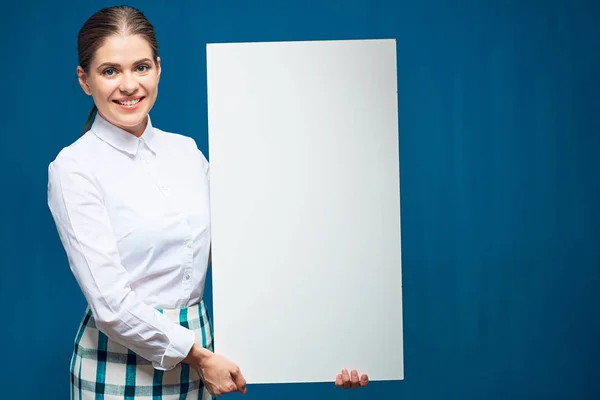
left=70, top=301, right=215, bottom=399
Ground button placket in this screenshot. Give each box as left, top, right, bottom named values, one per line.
left=138, top=145, right=196, bottom=292
left=144, top=159, right=172, bottom=197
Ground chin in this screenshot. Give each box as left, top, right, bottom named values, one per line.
left=104, top=111, right=149, bottom=133
left=119, top=113, right=147, bottom=125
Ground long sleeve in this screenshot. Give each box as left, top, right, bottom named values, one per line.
left=47, top=153, right=195, bottom=371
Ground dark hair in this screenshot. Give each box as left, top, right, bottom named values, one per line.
left=77, top=5, right=159, bottom=134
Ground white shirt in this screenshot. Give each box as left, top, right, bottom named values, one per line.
left=47, top=113, right=211, bottom=371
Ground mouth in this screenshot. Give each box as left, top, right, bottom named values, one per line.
left=113, top=97, right=145, bottom=108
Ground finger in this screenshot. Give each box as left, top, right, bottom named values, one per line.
left=342, top=368, right=351, bottom=389
left=350, top=370, right=359, bottom=389
left=360, top=374, right=369, bottom=386
left=227, top=381, right=238, bottom=393
left=205, top=385, right=216, bottom=396
left=335, top=373, right=343, bottom=387
left=231, top=369, right=247, bottom=395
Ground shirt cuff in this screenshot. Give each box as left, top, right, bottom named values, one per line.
left=153, top=323, right=196, bottom=371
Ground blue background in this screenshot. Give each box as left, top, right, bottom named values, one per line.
left=1, top=0, right=599, bottom=399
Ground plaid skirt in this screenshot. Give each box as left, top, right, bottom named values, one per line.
left=70, top=301, right=215, bottom=400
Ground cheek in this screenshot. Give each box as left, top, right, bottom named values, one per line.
left=141, top=75, right=159, bottom=92
left=90, top=79, right=118, bottom=100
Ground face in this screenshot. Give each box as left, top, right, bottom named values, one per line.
left=77, top=34, right=161, bottom=137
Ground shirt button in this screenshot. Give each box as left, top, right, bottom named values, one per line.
left=184, top=275, right=190, bottom=280
left=186, top=241, right=192, bottom=248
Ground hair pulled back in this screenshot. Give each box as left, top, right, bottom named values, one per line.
left=77, top=5, right=159, bottom=134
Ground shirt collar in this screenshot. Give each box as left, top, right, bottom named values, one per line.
left=91, top=112, right=157, bottom=156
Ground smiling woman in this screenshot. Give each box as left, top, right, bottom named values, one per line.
left=76, top=10, right=160, bottom=137
left=47, top=5, right=368, bottom=400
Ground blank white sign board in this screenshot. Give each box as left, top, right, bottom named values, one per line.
left=206, top=39, right=403, bottom=384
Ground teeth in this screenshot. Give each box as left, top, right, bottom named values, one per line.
left=117, top=98, right=141, bottom=106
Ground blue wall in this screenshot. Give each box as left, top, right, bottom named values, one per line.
left=1, top=0, right=599, bottom=398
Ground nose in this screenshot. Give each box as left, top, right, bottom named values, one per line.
left=119, top=72, right=138, bottom=94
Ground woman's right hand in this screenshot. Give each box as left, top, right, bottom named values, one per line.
left=182, top=344, right=247, bottom=396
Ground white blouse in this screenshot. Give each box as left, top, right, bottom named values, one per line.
left=47, top=113, right=211, bottom=371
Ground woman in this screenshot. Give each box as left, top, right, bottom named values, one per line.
left=48, top=5, right=369, bottom=399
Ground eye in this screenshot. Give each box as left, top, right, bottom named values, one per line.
left=103, top=68, right=116, bottom=76
left=137, top=64, right=150, bottom=72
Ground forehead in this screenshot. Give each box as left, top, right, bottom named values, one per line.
left=93, top=34, right=154, bottom=65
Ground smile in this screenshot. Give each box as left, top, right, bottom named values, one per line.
left=113, top=97, right=144, bottom=107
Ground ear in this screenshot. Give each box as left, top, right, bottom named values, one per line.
left=156, top=56, right=161, bottom=82
left=76, top=66, right=92, bottom=95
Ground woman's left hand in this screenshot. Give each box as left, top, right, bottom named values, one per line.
left=335, top=368, right=369, bottom=389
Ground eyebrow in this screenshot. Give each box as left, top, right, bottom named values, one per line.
left=96, top=58, right=153, bottom=71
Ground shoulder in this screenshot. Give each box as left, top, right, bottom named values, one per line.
left=153, top=127, right=210, bottom=166
left=154, top=127, right=201, bottom=150
left=47, top=132, right=98, bottom=180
